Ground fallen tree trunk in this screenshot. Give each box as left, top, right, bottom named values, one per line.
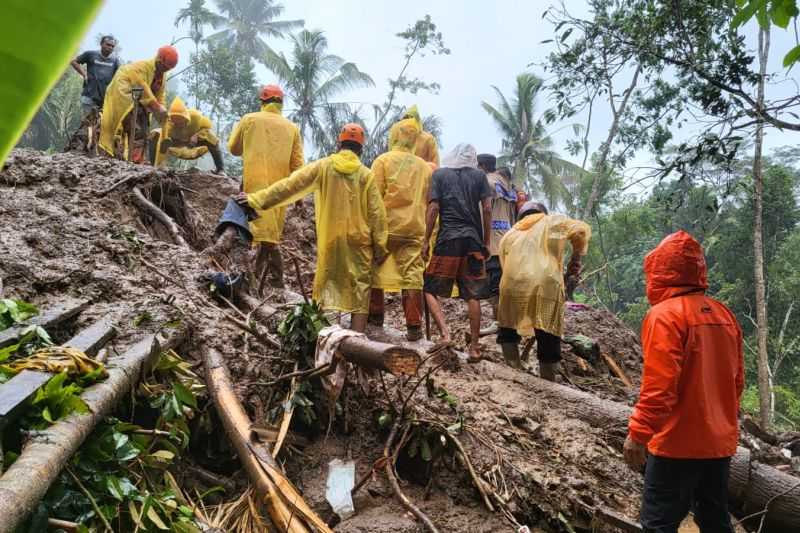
left=369, top=325, right=800, bottom=533
left=340, top=337, right=421, bottom=376
left=201, top=346, right=332, bottom=533
left=131, top=186, right=188, bottom=248
left=0, top=330, right=184, bottom=533
left=0, top=298, right=90, bottom=349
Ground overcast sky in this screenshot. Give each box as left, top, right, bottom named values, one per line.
left=81, top=0, right=799, bottom=176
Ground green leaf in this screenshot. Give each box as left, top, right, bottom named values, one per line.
left=133, top=311, right=153, bottom=327
left=150, top=449, right=176, bottom=462
left=732, top=0, right=759, bottom=27
left=106, top=476, right=125, bottom=501
left=173, top=380, right=197, bottom=408
left=0, top=0, right=104, bottom=165
left=783, top=44, right=800, bottom=67
left=147, top=505, right=170, bottom=530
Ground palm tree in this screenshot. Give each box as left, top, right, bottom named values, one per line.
left=174, top=0, right=225, bottom=106
left=208, top=0, right=303, bottom=59
left=482, top=73, right=585, bottom=210
left=263, top=29, right=374, bottom=147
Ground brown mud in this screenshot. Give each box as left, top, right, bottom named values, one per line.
left=0, top=149, right=784, bottom=532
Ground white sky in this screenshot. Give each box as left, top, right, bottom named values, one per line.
left=81, top=0, right=799, bottom=175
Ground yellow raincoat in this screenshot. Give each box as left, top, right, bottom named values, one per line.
left=228, top=103, right=304, bottom=243
left=99, top=58, right=166, bottom=156
left=371, top=119, right=432, bottom=291
left=497, top=213, right=591, bottom=337
left=403, top=105, right=440, bottom=167
left=247, top=150, right=389, bottom=314
left=153, top=97, right=218, bottom=167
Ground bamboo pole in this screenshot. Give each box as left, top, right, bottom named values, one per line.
left=201, top=346, right=332, bottom=533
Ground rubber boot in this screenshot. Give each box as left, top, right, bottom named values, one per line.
left=539, top=361, right=559, bottom=382
left=501, top=343, right=522, bottom=369
left=208, top=143, right=225, bottom=174
left=266, top=246, right=285, bottom=288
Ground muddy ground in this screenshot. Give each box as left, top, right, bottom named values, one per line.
left=0, top=149, right=787, bottom=532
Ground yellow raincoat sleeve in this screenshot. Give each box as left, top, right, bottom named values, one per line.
left=561, top=218, right=592, bottom=256
left=227, top=119, right=245, bottom=156
left=247, top=160, right=323, bottom=211
left=290, top=128, right=305, bottom=172
left=365, top=172, right=389, bottom=260
left=371, top=157, right=387, bottom=197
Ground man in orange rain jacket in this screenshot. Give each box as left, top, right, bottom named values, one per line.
left=623, top=231, right=744, bottom=533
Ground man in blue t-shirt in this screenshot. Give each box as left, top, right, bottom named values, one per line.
left=67, top=35, right=120, bottom=151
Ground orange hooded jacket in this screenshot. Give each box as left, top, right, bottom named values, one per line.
left=628, top=231, right=744, bottom=459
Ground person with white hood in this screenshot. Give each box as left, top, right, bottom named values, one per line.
left=422, top=143, right=493, bottom=361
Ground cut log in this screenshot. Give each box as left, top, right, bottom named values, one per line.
left=369, top=324, right=800, bottom=533
left=131, top=186, right=188, bottom=248
left=202, top=346, right=332, bottom=533
left=0, top=330, right=185, bottom=533
left=0, top=298, right=90, bottom=349
left=339, top=336, right=421, bottom=375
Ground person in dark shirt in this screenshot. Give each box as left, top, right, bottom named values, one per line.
left=422, top=143, right=493, bottom=362
left=68, top=35, right=120, bottom=151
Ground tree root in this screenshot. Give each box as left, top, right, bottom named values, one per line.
left=131, top=186, right=188, bottom=248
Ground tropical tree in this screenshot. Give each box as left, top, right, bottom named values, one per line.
left=208, top=0, right=303, bottom=59
left=174, top=0, right=225, bottom=106
left=482, top=73, right=585, bottom=210
left=18, top=71, right=83, bottom=152
left=263, top=29, right=374, bottom=148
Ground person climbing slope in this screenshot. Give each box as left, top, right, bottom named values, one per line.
left=369, top=117, right=433, bottom=341
left=228, top=85, right=304, bottom=289
left=150, top=96, right=224, bottom=173
left=99, top=45, right=178, bottom=162
left=496, top=201, right=590, bottom=378
left=624, top=231, right=744, bottom=533
left=422, top=143, right=493, bottom=361
left=235, top=124, right=388, bottom=333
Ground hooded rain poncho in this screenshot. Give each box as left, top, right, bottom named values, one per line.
left=99, top=58, right=166, bottom=156
left=371, top=119, right=432, bottom=291
left=247, top=150, right=389, bottom=314
left=228, top=103, right=304, bottom=243
left=497, top=213, right=591, bottom=337
left=403, top=105, right=440, bottom=167
left=153, top=97, right=218, bottom=166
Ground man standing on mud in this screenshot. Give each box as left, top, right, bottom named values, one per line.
left=477, top=154, right=516, bottom=334
left=68, top=35, right=120, bottom=150
left=624, top=231, right=744, bottom=533
left=422, top=143, right=493, bottom=362
left=235, top=124, right=387, bottom=333
left=228, top=85, right=304, bottom=290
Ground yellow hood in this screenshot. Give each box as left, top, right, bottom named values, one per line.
left=261, top=102, right=283, bottom=114
left=403, top=105, right=423, bottom=130
left=389, top=118, right=419, bottom=152
left=514, top=212, right=545, bottom=231
left=331, top=149, right=362, bottom=175
left=168, top=96, right=190, bottom=122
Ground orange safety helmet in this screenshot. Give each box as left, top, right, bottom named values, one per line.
left=338, top=123, right=365, bottom=145
left=157, top=45, right=179, bottom=69
left=259, top=84, right=284, bottom=101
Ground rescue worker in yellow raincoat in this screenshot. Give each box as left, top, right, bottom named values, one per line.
left=369, top=118, right=433, bottom=341
left=149, top=97, right=224, bottom=173
left=99, top=46, right=178, bottom=162
left=235, top=124, right=388, bottom=332
left=496, top=201, right=591, bottom=380
left=228, top=85, right=304, bottom=288
left=402, top=105, right=440, bottom=167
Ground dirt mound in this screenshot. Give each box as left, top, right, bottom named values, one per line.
left=1, top=149, right=763, bottom=532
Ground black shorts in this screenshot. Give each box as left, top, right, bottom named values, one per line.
left=423, top=238, right=490, bottom=301
left=486, top=255, right=502, bottom=297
